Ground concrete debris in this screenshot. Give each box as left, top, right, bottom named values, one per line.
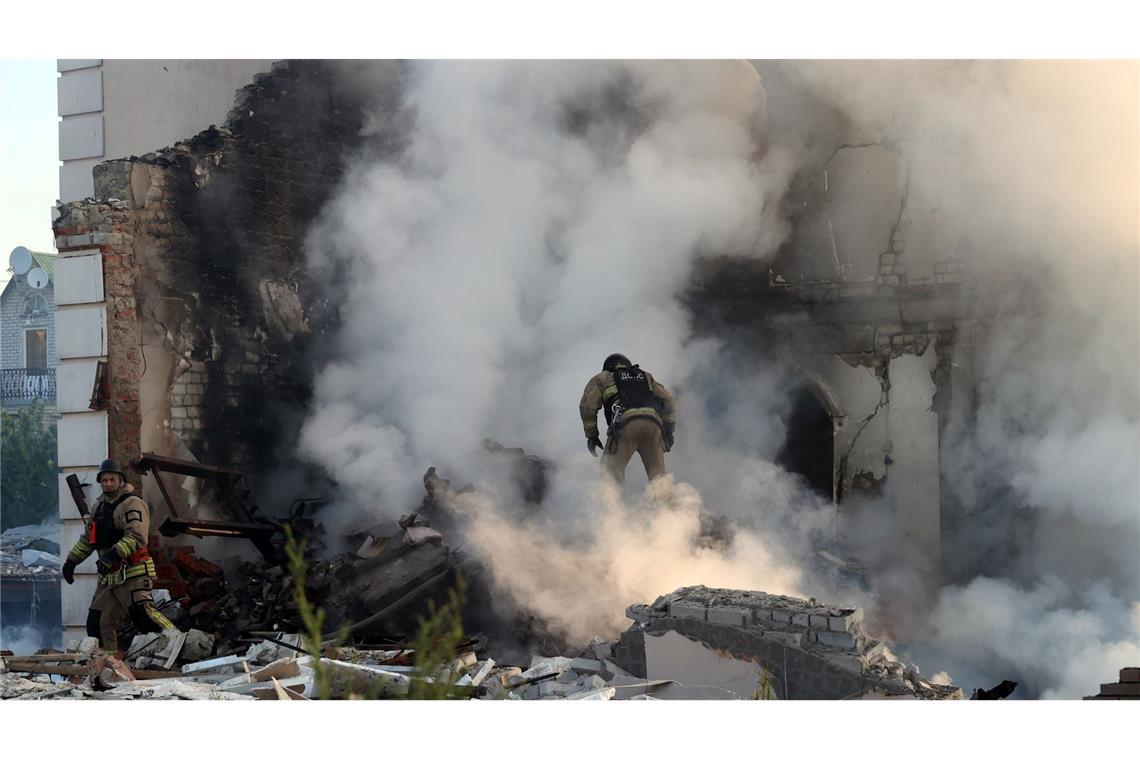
left=316, top=658, right=412, bottom=699
left=0, top=523, right=61, bottom=578
left=180, top=629, right=215, bottom=662
left=619, top=585, right=962, bottom=700
left=9, top=457, right=965, bottom=705
left=181, top=654, right=247, bottom=674
left=456, top=658, right=495, bottom=687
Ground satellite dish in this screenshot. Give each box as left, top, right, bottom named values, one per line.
left=9, top=246, right=32, bottom=275
left=26, top=267, right=49, bottom=289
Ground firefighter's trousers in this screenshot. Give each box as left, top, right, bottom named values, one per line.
left=88, top=573, right=173, bottom=651
left=603, top=417, right=667, bottom=484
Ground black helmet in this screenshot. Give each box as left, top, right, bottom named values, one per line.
left=98, top=459, right=126, bottom=479
left=603, top=353, right=632, bottom=372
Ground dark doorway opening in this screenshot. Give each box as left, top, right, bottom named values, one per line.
left=776, top=385, right=834, bottom=500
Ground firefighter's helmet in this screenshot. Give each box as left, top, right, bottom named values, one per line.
left=603, top=353, right=632, bottom=372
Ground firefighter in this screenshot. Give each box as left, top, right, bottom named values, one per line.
left=61, top=459, right=174, bottom=651
left=579, top=353, right=676, bottom=484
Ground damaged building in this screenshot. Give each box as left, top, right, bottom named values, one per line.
left=33, top=59, right=1101, bottom=698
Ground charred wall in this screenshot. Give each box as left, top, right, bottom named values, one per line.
left=54, top=61, right=374, bottom=518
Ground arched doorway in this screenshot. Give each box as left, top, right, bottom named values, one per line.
left=776, top=376, right=837, bottom=502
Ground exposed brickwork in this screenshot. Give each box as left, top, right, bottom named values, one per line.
left=1084, top=667, right=1140, bottom=699
left=1, top=279, right=57, bottom=373
left=54, top=202, right=140, bottom=485
left=53, top=61, right=370, bottom=502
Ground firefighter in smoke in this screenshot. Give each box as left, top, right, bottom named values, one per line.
left=579, top=353, right=677, bottom=483
left=61, top=459, right=174, bottom=651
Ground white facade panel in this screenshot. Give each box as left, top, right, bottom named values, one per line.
left=101, top=60, right=274, bottom=159
left=58, top=60, right=102, bottom=73
left=58, top=469, right=100, bottom=520
left=54, top=253, right=104, bottom=304
left=57, top=359, right=100, bottom=413
left=58, top=68, right=103, bottom=116
left=60, top=520, right=88, bottom=561
left=59, top=113, right=104, bottom=161
left=59, top=158, right=99, bottom=202
left=62, top=572, right=99, bottom=628
left=57, top=411, right=108, bottom=467
left=55, top=306, right=107, bottom=358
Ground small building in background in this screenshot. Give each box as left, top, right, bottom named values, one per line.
left=1, top=248, right=62, bottom=652
left=1, top=248, right=58, bottom=412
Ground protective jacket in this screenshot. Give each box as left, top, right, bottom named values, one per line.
left=67, top=484, right=156, bottom=587
left=67, top=483, right=173, bottom=648
left=579, top=366, right=676, bottom=440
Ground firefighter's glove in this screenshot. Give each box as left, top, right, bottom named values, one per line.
left=587, top=436, right=603, bottom=457
left=664, top=426, right=675, bottom=452
left=62, top=559, right=76, bottom=585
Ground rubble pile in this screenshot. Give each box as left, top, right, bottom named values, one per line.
left=0, top=523, right=61, bottom=578
left=157, top=549, right=306, bottom=640
left=621, top=585, right=963, bottom=699
left=148, top=512, right=460, bottom=645
left=6, top=450, right=965, bottom=700
left=3, top=582, right=967, bottom=700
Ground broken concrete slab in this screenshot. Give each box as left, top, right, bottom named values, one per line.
left=566, top=686, right=616, bottom=700
left=244, top=639, right=281, bottom=666
left=181, top=654, right=247, bottom=674
left=161, top=631, right=188, bottom=669
left=618, top=586, right=961, bottom=700
left=537, top=679, right=571, bottom=698
left=762, top=629, right=807, bottom=648
left=456, top=658, right=495, bottom=688
left=315, top=658, right=411, bottom=699
left=250, top=657, right=302, bottom=683
left=812, top=630, right=858, bottom=650
left=520, top=656, right=574, bottom=680
left=827, top=609, right=864, bottom=632
left=707, top=606, right=750, bottom=627
left=668, top=601, right=708, bottom=621
left=626, top=604, right=666, bottom=625
left=569, top=657, right=605, bottom=675
left=573, top=674, right=607, bottom=692
left=218, top=673, right=253, bottom=690
left=607, top=675, right=739, bottom=700
left=179, top=629, right=215, bottom=662
left=403, top=526, right=443, bottom=546
left=76, top=637, right=100, bottom=657
left=128, top=632, right=165, bottom=662
left=603, top=659, right=635, bottom=679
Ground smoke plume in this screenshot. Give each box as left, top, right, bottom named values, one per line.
left=301, top=60, right=1138, bottom=697
left=301, top=60, right=827, bottom=640
left=773, top=60, right=1139, bottom=697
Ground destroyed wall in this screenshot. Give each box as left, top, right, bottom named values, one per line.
left=621, top=586, right=963, bottom=699
left=51, top=61, right=373, bottom=641
left=687, top=63, right=995, bottom=594
left=53, top=60, right=370, bottom=510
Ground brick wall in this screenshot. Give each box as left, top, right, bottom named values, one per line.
left=53, top=60, right=371, bottom=506
left=1, top=279, right=57, bottom=372
left=53, top=203, right=139, bottom=479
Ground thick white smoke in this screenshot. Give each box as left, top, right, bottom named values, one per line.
left=301, top=60, right=1136, bottom=696
left=301, top=61, right=828, bottom=641
left=776, top=60, right=1139, bottom=698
